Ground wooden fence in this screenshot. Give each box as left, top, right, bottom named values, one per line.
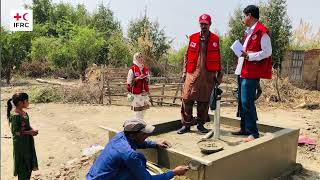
left=96, top=67, right=237, bottom=106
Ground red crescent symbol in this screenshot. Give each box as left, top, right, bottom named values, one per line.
left=23, top=13, right=28, bottom=21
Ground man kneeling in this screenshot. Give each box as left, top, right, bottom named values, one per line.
left=86, top=118, right=189, bottom=180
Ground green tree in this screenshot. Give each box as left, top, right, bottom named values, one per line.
left=91, top=3, right=122, bottom=66
left=32, top=0, right=53, bottom=24
left=223, top=8, right=245, bottom=73
left=50, top=3, right=75, bottom=24
left=128, top=15, right=171, bottom=71
left=68, top=27, right=105, bottom=81
left=30, top=36, right=59, bottom=62
left=260, top=0, right=292, bottom=69
left=74, top=4, right=91, bottom=26
left=220, top=35, right=234, bottom=74
left=259, top=0, right=292, bottom=101
left=107, top=32, right=131, bottom=66
left=1, top=30, right=32, bottom=84
left=47, top=40, right=76, bottom=71
left=91, top=3, right=121, bottom=39
left=168, top=46, right=187, bottom=66
left=32, top=24, right=50, bottom=37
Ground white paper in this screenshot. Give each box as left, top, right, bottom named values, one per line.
left=235, top=57, right=244, bottom=75
left=230, top=40, right=243, bottom=58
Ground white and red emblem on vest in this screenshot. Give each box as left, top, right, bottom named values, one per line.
left=190, top=42, right=197, bottom=48
left=251, top=34, right=257, bottom=40
left=212, top=42, right=218, bottom=47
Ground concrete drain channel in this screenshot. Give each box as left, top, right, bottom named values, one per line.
left=101, top=114, right=299, bottom=180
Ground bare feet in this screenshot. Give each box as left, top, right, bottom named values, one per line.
left=243, top=135, right=256, bottom=142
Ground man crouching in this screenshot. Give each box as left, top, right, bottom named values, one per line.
left=86, top=118, right=189, bottom=180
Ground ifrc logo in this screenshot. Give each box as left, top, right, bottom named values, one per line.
left=190, top=42, right=197, bottom=48
left=134, top=72, right=140, bottom=76
left=212, top=42, right=218, bottom=47
left=10, top=10, right=33, bottom=31
left=201, top=15, right=207, bottom=20
left=251, top=34, right=257, bottom=40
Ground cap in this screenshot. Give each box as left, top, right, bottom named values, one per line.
left=199, top=14, right=211, bottom=25
left=123, top=118, right=155, bottom=134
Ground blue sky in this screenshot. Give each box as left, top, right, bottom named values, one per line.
left=2, top=0, right=319, bottom=49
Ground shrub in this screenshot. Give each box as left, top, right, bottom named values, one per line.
left=29, top=86, right=62, bottom=103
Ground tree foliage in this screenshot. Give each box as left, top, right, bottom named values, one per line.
left=168, top=46, right=187, bottom=66
left=260, top=0, right=292, bottom=68
left=30, top=36, right=58, bottom=62
left=68, top=27, right=105, bottom=81
left=91, top=3, right=121, bottom=39
left=107, top=32, right=132, bottom=66
left=1, top=29, right=32, bottom=84
left=222, top=8, right=245, bottom=73
left=128, top=15, right=171, bottom=71
left=32, top=0, right=53, bottom=24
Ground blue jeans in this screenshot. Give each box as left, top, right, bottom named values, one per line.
left=238, top=78, right=259, bottom=138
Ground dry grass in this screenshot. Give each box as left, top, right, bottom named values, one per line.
left=258, top=72, right=320, bottom=108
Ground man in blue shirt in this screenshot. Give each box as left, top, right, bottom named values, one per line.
left=86, top=118, right=189, bottom=180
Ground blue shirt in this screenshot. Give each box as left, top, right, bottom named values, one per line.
left=86, top=132, right=174, bottom=180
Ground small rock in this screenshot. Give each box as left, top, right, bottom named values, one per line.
left=80, top=156, right=89, bottom=162
left=55, top=171, right=61, bottom=178
left=46, top=162, right=51, bottom=166
left=69, top=165, right=75, bottom=170
left=308, top=145, right=316, bottom=152
left=58, top=177, right=67, bottom=180
left=66, top=158, right=78, bottom=165
left=62, top=171, right=69, bottom=176
left=49, top=156, right=55, bottom=160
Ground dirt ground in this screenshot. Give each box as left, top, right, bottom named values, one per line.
left=1, top=88, right=320, bottom=179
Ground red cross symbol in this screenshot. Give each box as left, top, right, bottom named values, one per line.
left=14, top=13, right=22, bottom=21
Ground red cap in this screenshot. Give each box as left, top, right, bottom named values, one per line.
left=199, top=14, right=211, bottom=25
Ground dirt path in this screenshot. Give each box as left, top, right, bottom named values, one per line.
left=1, top=103, right=319, bottom=179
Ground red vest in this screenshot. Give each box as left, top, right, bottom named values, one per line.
left=186, top=32, right=221, bottom=73
left=127, top=64, right=150, bottom=94
left=241, top=22, right=272, bottom=79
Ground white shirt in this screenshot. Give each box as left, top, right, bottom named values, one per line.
left=235, top=21, right=272, bottom=75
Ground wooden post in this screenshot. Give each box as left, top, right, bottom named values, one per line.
left=160, top=84, right=165, bottom=106
left=172, top=83, right=181, bottom=104
left=106, top=78, right=112, bottom=104
left=149, top=93, right=154, bottom=106
left=99, top=67, right=104, bottom=104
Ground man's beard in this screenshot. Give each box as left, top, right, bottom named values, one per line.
left=201, top=28, right=209, bottom=35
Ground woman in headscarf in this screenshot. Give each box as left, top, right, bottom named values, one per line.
left=127, top=52, right=151, bottom=119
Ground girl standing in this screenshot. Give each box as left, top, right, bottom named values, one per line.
left=127, top=52, right=151, bottom=119
left=7, top=93, right=38, bottom=180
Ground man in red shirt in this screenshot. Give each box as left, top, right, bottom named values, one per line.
left=178, top=14, right=223, bottom=134
left=232, top=5, right=272, bottom=142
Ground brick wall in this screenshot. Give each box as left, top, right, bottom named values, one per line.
left=281, top=49, right=320, bottom=90
left=303, top=49, right=320, bottom=89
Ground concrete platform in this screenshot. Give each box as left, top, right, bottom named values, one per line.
left=104, top=115, right=299, bottom=180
